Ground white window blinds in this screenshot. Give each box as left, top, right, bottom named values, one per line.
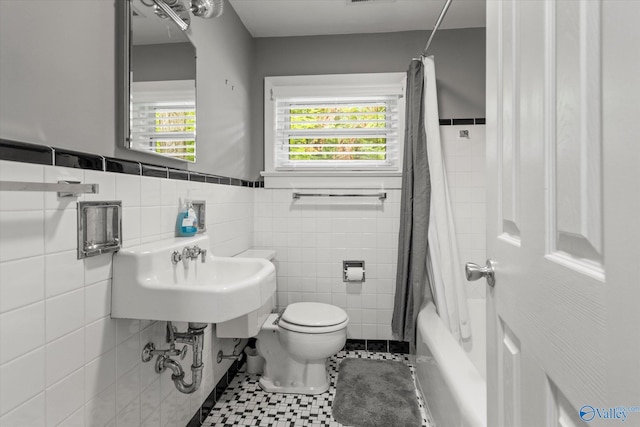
left=130, top=80, right=196, bottom=162
left=274, top=95, right=401, bottom=170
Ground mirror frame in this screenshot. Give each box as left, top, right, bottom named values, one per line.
left=116, top=0, right=131, bottom=153
left=116, top=0, right=197, bottom=163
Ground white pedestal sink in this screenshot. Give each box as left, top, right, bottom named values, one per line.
left=111, top=235, right=276, bottom=323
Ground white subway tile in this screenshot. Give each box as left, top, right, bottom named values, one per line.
left=44, top=208, right=77, bottom=254
left=141, top=409, right=160, bottom=427
left=160, top=180, right=177, bottom=207
left=85, top=317, right=117, bottom=363
left=85, top=349, right=116, bottom=402
left=139, top=379, right=160, bottom=423
left=45, top=250, right=84, bottom=297
left=0, top=256, right=44, bottom=313
left=116, top=396, right=141, bottom=427
left=160, top=206, right=177, bottom=235
left=85, top=280, right=111, bottom=324
left=116, top=319, right=140, bottom=345
left=0, top=348, right=45, bottom=416
left=57, top=406, right=85, bottom=427
left=84, top=383, right=116, bottom=427
left=140, top=177, right=162, bottom=207
left=160, top=389, right=177, bottom=427
left=0, top=301, right=45, bottom=364
left=45, top=288, right=84, bottom=342
left=362, top=309, right=377, bottom=324
left=347, top=323, right=361, bottom=338
left=361, top=324, right=378, bottom=339
left=45, top=368, right=84, bottom=426
left=116, top=333, right=140, bottom=378
left=0, top=161, right=44, bottom=211
left=0, top=211, right=44, bottom=262
left=376, top=324, right=393, bottom=340
left=115, top=174, right=141, bottom=208
left=116, top=365, right=140, bottom=414
left=83, top=171, right=116, bottom=202
left=46, top=328, right=84, bottom=387
left=376, top=294, right=394, bottom=310
left=84, top=253, right=112, bottom=286
left=0, top=392, right=45, bottom=427
left=121, top=207, right=141, bottom=243
left=140, top=206, right=161, bottom=238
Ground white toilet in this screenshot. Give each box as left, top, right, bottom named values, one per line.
left=256, top=302, right=348, bottom=394
left=216, top=249, right=349, bottom=395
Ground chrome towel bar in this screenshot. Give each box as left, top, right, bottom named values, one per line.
left=292, top=192, right=386, bottom=201
left=0, top=180, right=99, bottom=197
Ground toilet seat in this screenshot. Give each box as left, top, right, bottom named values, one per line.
left=278, top=302, right=349, bottom=334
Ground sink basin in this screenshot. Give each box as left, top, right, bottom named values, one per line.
left=111, top=235, right=276, bottom=323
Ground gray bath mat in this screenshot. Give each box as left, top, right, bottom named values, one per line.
left=332, top=358, right=422, bottom=427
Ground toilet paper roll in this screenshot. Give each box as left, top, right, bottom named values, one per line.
left=345, top=266, right=364, bottom=281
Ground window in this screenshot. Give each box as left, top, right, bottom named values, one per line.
left=264, top=73, right=406, bottom=186
left=275, top=95, right=399, bottom=170
left=130, top=80, right=196, bottom=162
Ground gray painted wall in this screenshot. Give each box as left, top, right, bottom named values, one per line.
left=250, top=28, right=485, bottom=178
left=132, top=43, right=196, bottom=82
left=0, top=0, right=255, bottom=180
left=0, top=0, right=484, bottom=181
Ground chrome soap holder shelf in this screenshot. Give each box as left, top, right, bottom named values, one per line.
left=77, top=201, right=122, bottom=259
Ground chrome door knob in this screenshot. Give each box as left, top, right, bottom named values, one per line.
left=465, top=259, right=496, bottom=287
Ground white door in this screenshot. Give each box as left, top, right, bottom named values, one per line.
left=484, top=1, right=640, bottom=426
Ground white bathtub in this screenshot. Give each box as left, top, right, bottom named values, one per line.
left=415, top=300, right=487, bottom=427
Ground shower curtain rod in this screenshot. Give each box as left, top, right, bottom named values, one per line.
left=420, top=0, right=453, bottom=57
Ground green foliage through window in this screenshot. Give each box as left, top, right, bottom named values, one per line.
left=282, top=102, right=391, bottom=163
left=152, top=110, right=196, bottom=162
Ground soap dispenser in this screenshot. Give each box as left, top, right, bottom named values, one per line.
left=176, top=198, right=198, bottom=237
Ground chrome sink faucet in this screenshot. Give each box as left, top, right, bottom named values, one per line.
left=171, top=245, right=207, bottom=267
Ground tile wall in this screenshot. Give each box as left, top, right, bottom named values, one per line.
left=254, top=188, right=402, bottom=340
left=0, top=124, right=485, bottom=424
left=0, top=159, right=253, bottom=426
left=253, top=125, right=487, bottom=340
left=440, top=125, right=487, bottom=299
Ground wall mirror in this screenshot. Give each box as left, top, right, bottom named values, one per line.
left=118, top=0, right=197, bottom=162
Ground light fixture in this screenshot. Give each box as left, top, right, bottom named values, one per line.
left=141, top=0, right=224, bottom=31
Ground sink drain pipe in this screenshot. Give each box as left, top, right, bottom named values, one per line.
left=142, top=322, right=207, bottom=394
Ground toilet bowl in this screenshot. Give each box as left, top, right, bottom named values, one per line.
left=216, top=249, right=349, bottom=394
left=256, top=302, right=348, bottom=394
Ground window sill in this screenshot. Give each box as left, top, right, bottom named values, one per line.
left=260, top=171, right=402, bottom=189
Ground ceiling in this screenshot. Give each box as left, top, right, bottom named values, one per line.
left=228, top=0, right=486, bottom=38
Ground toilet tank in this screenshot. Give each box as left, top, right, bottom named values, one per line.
left=215, top=249, right=277, bottom=338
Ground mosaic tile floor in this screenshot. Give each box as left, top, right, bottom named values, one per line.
left=202, top=350, right=434, bottom=427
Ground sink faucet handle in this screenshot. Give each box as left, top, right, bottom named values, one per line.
left=182, top=247, right=190, bottom=268
left=171, top=251, right=182, bottom=265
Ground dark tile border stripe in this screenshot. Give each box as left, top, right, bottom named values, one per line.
left=0, top=139, right=261, bottom=187
left=105, top=157, right=140, bottom=175
left=189, top=172, right=207, bottom=183
left=54, top=149, right=103, bottom=170
left=439, top=117, right=485, bottom=126
left=0, top=140, right=53, bottom=165
left=141, top=163, right=168, bottom=178
left=345, top=339, right=410, bottom=354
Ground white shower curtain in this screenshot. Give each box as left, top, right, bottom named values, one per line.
left=422, top=56, right=471, bottom=341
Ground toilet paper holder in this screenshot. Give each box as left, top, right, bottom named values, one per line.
left=343, top=260, right=365, bottom=282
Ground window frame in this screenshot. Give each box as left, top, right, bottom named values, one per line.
left=263, top=73, right=406, bottom=189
